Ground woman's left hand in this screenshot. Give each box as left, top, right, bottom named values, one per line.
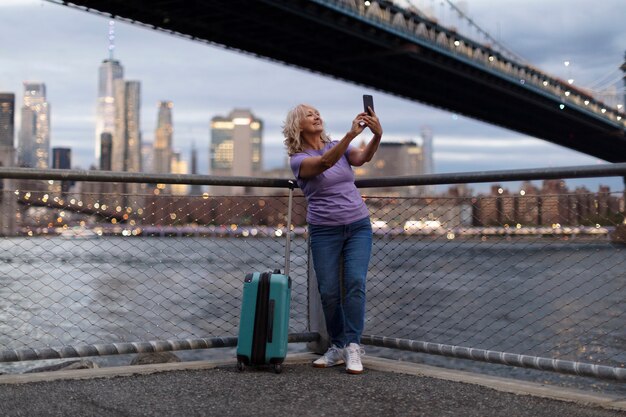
left=347, top=113, right=367, bottom=140
left=362, top=107, right=383, bottom=137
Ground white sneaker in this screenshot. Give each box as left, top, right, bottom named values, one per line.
left=344, top=343, right=364, bottom=374
left=313, top=345, right=345, bottom=368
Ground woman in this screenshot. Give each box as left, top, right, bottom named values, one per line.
left=283, top=103, right=382, bottom=374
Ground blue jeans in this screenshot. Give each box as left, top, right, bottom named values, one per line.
left=309, top=217, right=372, bottom=347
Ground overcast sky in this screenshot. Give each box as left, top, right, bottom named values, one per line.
left=1, top=0, right=625, bottom=192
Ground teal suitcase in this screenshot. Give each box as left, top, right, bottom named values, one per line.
left=236, top=269, right=291, bottom=373
left=237, top=183, right=294, bottom=373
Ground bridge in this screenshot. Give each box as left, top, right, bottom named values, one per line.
left=52, top=0, right=626, bottom=161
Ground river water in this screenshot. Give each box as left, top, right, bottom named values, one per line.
left=0, top=236, right=623, bottom=394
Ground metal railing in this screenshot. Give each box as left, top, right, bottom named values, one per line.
left=0, top=164, right=625, bottom=388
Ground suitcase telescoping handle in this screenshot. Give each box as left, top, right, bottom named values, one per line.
left=284, top=180, right=295, bottom=276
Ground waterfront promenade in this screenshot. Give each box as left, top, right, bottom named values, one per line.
left=0, top=354, right=624, bottom=416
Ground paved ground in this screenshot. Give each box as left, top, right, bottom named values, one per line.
left=0, top=355, right=624, bottom=417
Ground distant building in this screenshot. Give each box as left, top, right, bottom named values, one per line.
left=542, top=179, right=567, bottom=194
left=141, top=142, right=154, bottom=174
left=52, top=147, right=72, bottom=194
left=18, top=82, right=50, bottom=168
left=154, top=101, right=173, bottom=174
left=0, top=93, right=15, bottom=149
left=445, top=184, right=472, bottom=198
left=210, top=108, right=263, bottom=195
left=517, top=181, right=540, bottom=225
left=189, top=142, right=203, bottom=196
left=170, top=152, right=188, bottom=195
left=260, top=165, right=296, bottom=196
left=0, top=92, right=16, bottom=169
left=355, top=141, right=425, bottom=196
left=52, top=147, right=71, bottom=169
left=112, top=79, right=142, bottom=201
left=100, top=132, right=113, bottom=170
left=0, top=92, right=17, bottom=235
left=113, top=80, right=142, bottom=173
left=472, top=180, right=622, bottom=227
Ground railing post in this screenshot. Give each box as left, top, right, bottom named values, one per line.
left=285, top=180, right=329, bottom=353
left=623, top=176, right=626, bottom=217
left=284, top=181, right=294, bottom=276
left=306, top=235, right=330, bottom=354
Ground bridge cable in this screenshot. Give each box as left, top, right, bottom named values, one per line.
left=586, top=68, right=621, bottom=90
left=439, top=0, right=528, bottom=64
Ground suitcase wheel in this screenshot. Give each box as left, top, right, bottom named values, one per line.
left=237, top=361, right=245, bottom=372
left=273, top=363, right=283, bottom=374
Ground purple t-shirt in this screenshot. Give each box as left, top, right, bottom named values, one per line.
left=290, top=141, right=370, bottom=226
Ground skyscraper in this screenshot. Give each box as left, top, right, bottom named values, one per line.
left=95, top=21, right=124, bottom=164
left=210, top=108, right=262, bottom=195
left=112, top=79, right=142, bottom=201
left=154, top=101, right=173, bottom=174
left=113, top=79, right=142, bottom=173
left=18, top=82, right=50, bottom=168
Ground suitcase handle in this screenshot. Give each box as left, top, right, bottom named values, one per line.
left=284, top=182, right=294, bottom=276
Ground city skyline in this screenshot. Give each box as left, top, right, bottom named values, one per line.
left=1, top=0, right=625, bottom=192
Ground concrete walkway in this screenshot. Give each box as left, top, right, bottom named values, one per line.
left=0, top=354, right=624, bottom=417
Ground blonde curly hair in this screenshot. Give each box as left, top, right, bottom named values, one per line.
left=283, top=104, right=331, bottom=156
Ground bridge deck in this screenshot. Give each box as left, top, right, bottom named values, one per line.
left=1, top=354, right=624, bottom=416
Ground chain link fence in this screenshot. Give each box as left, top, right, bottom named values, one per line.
left=0, top=170, right=625, bottom=386
left=363, top=191, right=625, bottom=374
left=0, top=181, right=310, bottom=353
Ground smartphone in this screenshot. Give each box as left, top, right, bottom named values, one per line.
left=363, top=94, right=374, bottom=115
